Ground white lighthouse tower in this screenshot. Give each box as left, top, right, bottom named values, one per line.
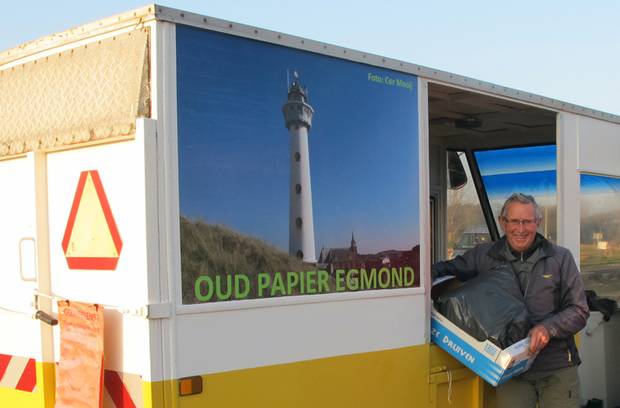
left=282, top=72, right=316, bottom=263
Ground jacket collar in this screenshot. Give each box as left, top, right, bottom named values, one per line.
left=487, top=233, right=554, bottom=261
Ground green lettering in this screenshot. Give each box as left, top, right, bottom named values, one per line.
left=215, top=275, right=233, bottom=300
left=368, top=72, right=384, bottom=84
left=391, top=267, right=403, bottom=288
left=317, top=270, right=329, bottom=293
left=235, top=274, right=250, bottom=299
left=300, top=270, right=305, bottom=293
left=404, top=266, right=415, bottom=286
left=271, top=272, right=286, bottom=297
left=306, top=270, right=317, bottom=294
left=361, top=268, right=376, bottom=289
left=194, top=276, right=214, bottom=302
left=287, top=271, right=300, bottom=295
left=346, top=269, right=359, bottom=291
left=257, top=273, right=270, bottom=297
left=378, top=267, right=390, bottom=289
left=336, top=269, right=346, bottom=291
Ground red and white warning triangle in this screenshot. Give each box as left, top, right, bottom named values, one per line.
left=62, top=170, right=122, bottom=270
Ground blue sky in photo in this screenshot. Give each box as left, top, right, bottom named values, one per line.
left=581, top=174, right=620, bottom=195
left=476, top=145, right=557, bottom=199
left=176, top=25, right=419, bottom=255
left=476, top=145, right=620, bottom=202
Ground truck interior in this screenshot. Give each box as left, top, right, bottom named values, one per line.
left=428, top=82, right=558, bottom=263
left=428, top=82, right=620, bottom=407
left=427, top=82, right=562, bottom=405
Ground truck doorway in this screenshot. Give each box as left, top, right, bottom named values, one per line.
left=426, top=82, right=558, bottom=407
left=428, top=82, right=558, bottom=261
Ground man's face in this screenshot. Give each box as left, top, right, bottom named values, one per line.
left=499, top=202, right=540, bottom=253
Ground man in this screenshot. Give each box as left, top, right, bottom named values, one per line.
left=433, top=193, right=589, bottom=408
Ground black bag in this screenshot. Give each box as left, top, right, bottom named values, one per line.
left=585, top=290, right=617, bottom=321
left=435, top=263, right=531, bottom=348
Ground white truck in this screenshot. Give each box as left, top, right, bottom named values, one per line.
left=1, top=4, right=619, bottom=407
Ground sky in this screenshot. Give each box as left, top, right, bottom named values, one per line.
left=2, top=1, right=619, bottom=116
left=176, top=25, right=419, bottom=255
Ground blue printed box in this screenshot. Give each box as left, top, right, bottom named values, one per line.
left=431, top=307, right=537, bottom=386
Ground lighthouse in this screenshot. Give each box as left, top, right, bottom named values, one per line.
left=282, top=72, right=316, bottom=263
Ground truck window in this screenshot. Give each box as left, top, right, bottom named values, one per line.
left=475, top=145, right=557, bottom=241
left=580, top=174, right=620, bottom=302
left=446, top=151, right=489, bottom=259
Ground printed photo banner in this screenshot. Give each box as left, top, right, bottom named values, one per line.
left=176, top=26, right=421, bottom=303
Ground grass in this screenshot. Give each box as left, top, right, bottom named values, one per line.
left=180, top=217, right=317, bottom=303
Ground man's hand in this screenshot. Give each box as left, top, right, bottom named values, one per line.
left=528, top=325, right=550, bottom=354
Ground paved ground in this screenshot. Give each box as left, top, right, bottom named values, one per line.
left=582, top=265, right=620, bottom=304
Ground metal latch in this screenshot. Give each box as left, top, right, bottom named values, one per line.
left=35, top=310, right=58, bottom=326
left=121, top=302, right=173, bottom=319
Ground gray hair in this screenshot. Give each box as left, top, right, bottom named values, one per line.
left=499, top=193, right=542, bottom=220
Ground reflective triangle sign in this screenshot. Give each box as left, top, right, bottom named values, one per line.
left=62, top=170, right=122, bottom=270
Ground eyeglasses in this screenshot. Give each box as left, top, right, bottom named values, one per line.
left=502, top=218, right=538, bottom=227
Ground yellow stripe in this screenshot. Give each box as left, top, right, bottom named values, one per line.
left=142, top=345, right=431, bottom=408
left=143, top=378, right=172, bottom=408
left=0, top=362, right=54, bottom=408
left=0, top=348, right=492, bottom=407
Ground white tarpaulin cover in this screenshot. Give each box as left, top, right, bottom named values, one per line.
left=0, top=29, right=150, bottom=157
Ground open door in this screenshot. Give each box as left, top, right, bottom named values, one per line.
left=427, top=81, right=558, bottom=407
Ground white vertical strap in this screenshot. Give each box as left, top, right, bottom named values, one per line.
left=446, top=369, right=453, bottom=405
